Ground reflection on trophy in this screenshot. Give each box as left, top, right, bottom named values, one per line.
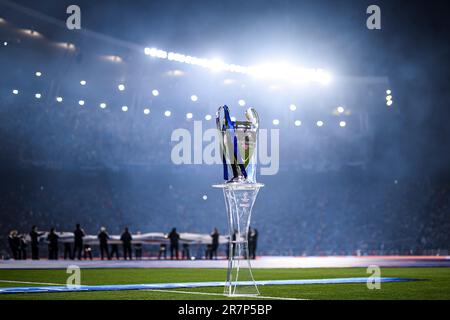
left=213, top=105, right=264, bottom=296
left=216, top=105, right=259, bottom=184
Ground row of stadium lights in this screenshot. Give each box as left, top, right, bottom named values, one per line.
left=0, top=22, right=224, bottom=200
left=4, top=21, right=386, bottom=119
left=11, top=70, right=350, bottom=127
left=3, top=25, right=331, bottom=84
left=143, top=47, right=332, bottom=85
left=2, top=17, right=331, bottom=84
left=11, top=88, right=348, bottom=128
left=386, top=89, right=394, bottom=106
left=2, top=18, right=331, bottom=84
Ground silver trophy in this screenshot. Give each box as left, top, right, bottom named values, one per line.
left=213, top=105, right=263, bottom=296
left=216, top=105, right=260, bottom=184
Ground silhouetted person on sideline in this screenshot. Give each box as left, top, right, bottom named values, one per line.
left=158, top=244, right=167, bottom=259
left=64, top=242, right=72, bottom=260
left=182, top=243, right=190, bottom=260
left=19, top=234, right=27, bottom=260
left=73, top=224, right=85, bottom=260
left=210, top=228, right=219, bottom=260
left=120, top=227, right=132, bottom=260
left=248, top=227, right=258, bottom=259
left=227, top=229, right=237, bottom=259
left=84, top=245, right=93, bottom=260
left=205, top=244, right=212, bottom=259
left=167, top=228, right=180, bottom=260
left=110, top=243, right=120, bottom=260
left=134, top=231, right=142, bottom=260
left=29, top=226, right=44, bottom=260
left=97, top=227, right=110, bottom=260
left=47, top=228, right=59, bottom=260
left=8, top=230, right=19, bottom=260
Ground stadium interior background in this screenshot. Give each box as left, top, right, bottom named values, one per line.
left=0, top=0, right=449, bottom=257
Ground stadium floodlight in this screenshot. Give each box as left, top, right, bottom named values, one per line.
left=339, top=121, right=346, bottom=127
left=12, top=89, right=19, bottom=95
left=102, top=55, right=122, bottom=63
left=272, top=119, right=280, bottom=126
left=21, top=29, right=42, bottom=37
left=337, top=106, right=345, bottom=113
left=205, top=114, right=212, bottom=121
left=3, top=41, right=7, bottom=46
left=386, top=95, right=392, bottom=101
left=55, top=42, right=76, bottom=51
left=144, top=47, right=168, bottom=59
left=294, top=120, right=302, bottom=126
left=248, top=62, right=331, bottom=85
left=122, top=105, right=128, bottom=112
left=223, top=78, right=235, bottom=85
left=35, top=93, right=41, bottom=99
left=143, top=47, right=331, bottom=85
left=171, top=69, right=184, bottom=77
left=78, top=100, right=85, bottom=106
left=208, top=58, right=226, bottom=72
left=99, top=103, right=107, bottom=109
left=386, top=89, right=392, bottom=95
left=168, top=52, right=187, bottom=63
left=164, top=110, right=171, bottom=117
left=35, top=71, right=42, bottom=77
left=238, top=99, right=246, bottom=107
left=190, top=95, right=198, bottom=102
left=289, top=104, right=297, bottom=111
left=56, top=96, right=63, bottom=102
left=118, top=84, right=125, bottom=91
left=152, top=89, right=159, bottom=96
left=202, top=195, right=208, bottom=200
left=386, top=100, right=393, bottom=106
left=80, top=80, right=87, bottom=86
left=249, top=62, right=285, bottom=80
left=143, top=108, right=150, bottom=115
left=316, top=69, right=332, bottom=85
left=186, top=112, right=193, bottom=119
left=316, top=120, right=324, bottom=127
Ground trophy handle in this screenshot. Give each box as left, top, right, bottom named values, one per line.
left=216, top=105, right=234, bottom=131
left=245, top=108, right=259, bottom=130
left=216, top=105, right=232, bottom=180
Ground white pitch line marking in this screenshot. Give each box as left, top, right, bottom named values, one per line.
left=146, top=289, right=307, bottom=300
left=0, top=279, right=63, bottom=286
left=0, top=280, right=308, bottom=300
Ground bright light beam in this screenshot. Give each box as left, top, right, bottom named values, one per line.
left=144, top=47, right=331, bottom=85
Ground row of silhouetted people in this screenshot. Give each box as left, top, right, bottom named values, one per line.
left=7, top=224, right=136, bottom=261
left=8, top=225, right=258, bottom=260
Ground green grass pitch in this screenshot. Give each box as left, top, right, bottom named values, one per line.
left=0, top=267, right=449, bottom=300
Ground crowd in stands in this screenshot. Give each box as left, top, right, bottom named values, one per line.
left=1, top=167, right=449, bottom=258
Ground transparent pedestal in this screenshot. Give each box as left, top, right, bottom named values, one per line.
left=213, top=182, right=263, bottom=296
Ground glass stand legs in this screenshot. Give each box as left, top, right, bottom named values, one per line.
left=214, top=183, right=263, bottom=296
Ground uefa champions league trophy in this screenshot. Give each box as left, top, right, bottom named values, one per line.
left=213, top=105, right=263, bottom=296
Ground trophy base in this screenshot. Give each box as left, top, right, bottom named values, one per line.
left=213, top=182, right=263, bottom=296
left=224, top=293, right=260, bottom=298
